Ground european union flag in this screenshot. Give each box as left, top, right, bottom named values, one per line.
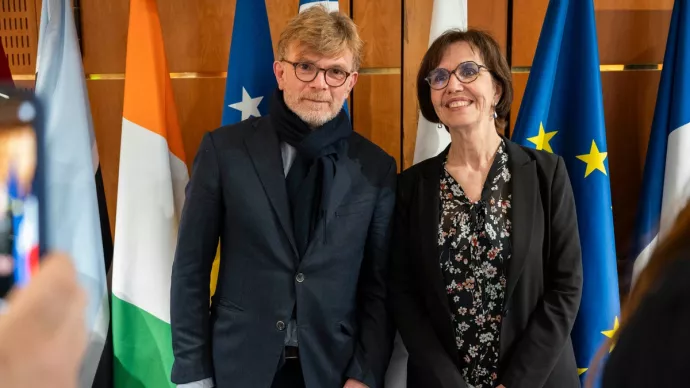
left=629, top=0, right=690, bottom=288
left=222, top=0, right=276, bottom=125
left=510, top=0, right=620, bottom=383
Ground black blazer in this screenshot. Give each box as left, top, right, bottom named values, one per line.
left=170, top=116, right=397, bottom=388
left=388, top=138, right=583, bottom=388
left=602, top=252, right=690, bottom=388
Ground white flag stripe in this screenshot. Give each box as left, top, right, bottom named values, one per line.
left=299, top=1, right=339, bottom=12
left=659, top=123, right=690, bottom=236
left=35, top=0, right=109, bottom=385
left=112, top=118, right=188, bottom=323
left=412, top=0, right=468, bottom=164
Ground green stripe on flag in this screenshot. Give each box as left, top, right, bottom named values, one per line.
left=113, top=296, right=174, bottom=388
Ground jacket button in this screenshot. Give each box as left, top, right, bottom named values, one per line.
left=296, top=273, right=305, bottom=283
left=276, top=321, right=286, bottom=331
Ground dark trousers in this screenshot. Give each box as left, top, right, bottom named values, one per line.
left=270, top=358, right=305, bottom=388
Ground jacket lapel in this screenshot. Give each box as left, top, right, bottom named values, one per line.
left=326, top=153, right=356, bottom=221
left=417, top=149, right=460, bottom=363
left=244, top=118, right=298, bottom=259
left=504, top=140, right=537, bottom=305
left=418, top=150, right=454, bottom=319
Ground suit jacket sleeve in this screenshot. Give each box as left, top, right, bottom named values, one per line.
left=387, top=176, right=468, bottom=388
left=500, top=156, right=583, bottom=388
left=345, top=158, right=397, bottom=388
left=170, top=132, right=223, bottom=384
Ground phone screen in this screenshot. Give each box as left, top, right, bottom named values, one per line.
left=0, top=93, right=42, bottom=306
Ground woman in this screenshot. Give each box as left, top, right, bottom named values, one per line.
left=593, top=200, right=690, bottom=387
left=388, top=29, right=583, bottom=388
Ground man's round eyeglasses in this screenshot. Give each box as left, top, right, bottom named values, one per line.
left=282, top=60, right=352, bottom=87
left=425, top=61, right=490, bottom=90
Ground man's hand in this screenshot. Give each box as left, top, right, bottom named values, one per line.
left=497, top=385, right=506, bottom=388
left=0, top=252, right=87, bottom=387
left=343, top=378, right=369, bottom=388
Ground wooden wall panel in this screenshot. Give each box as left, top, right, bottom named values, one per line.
left=81, top=0, right=128, bottom=73
left=0, top=0, right=38, bottom=74
left=509, top=72, right=528, bottom=134
left=353, top=0, right=401, bottom=68
left=402, top=0, right=508, bottom=169
left=87, top=80, right=124, bottom=234
left=351, top=0, right=401, bottom=165
left=601, top=70, right=660, bottom=259
left=353, top=74, right=401, bottom=169
left=513, top=0, right=674, bottom=66
left=159, top=1, right=234, bottom=72
left=511, top=0, right=547, bottom=67
left=401, top=0, right=432, bottom=170
left=173, top=78, right=227, bottom=167
left=81, top=0, right=349, bottom=75
left=595, top=8, right=672, bottom=64
left=468, top=1, right=508, bottom=56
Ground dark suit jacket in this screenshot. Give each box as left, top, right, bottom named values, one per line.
left=388, top=138, right=583, bottom=388
left=602, top=252, right=690, bottom=388
left=170, top=116, right=397, bottom=388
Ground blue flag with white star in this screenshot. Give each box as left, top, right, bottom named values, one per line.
left=510, top=0, right=620, bottom=383
left=222, top=0, right=276, bottom=125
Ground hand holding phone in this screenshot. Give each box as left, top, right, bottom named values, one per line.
left=0, top=88, right=44, bottom=305
left=0, top=252, right=87, bottom=387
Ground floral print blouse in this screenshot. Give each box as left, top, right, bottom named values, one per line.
left=438, top=140, right=512, bottom=387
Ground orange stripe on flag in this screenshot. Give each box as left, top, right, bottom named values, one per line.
left=123, top=0, right=186, bottom=163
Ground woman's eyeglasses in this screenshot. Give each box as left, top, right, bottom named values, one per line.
left=425, top=61, right=490, bottom=90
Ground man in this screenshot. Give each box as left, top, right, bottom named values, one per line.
left=170, top=6, right=396, bottom=388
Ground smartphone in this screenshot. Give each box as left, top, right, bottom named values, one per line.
left=0, top=87, right=45, bottom=308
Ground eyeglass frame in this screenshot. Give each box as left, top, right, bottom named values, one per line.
left=424, top=60, right=491, bottom=90
left=280, top=59, right=353, bottom=87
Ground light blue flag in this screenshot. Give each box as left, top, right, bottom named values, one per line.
left=298, top=0, right=350, bottom=117
left=35, top=0, right=109, bottom=386
left=628, top=0, right=690, bottom=288
left=299, top=0, right=340, bottom=12
left=510, top=0, right=620, bottom=384
left=222, top=0, right=276, bottom=125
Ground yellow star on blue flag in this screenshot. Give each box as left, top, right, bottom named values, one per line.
left=509, top=0, right=621, bottom=384
left=576, top=140, right=608, bottom=177
left=527, top=122, right=558, bottom=153
left=601, top=316, right=620, bottom=352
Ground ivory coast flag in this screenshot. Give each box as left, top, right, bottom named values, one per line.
left=111, top=0, right=188, bottom=386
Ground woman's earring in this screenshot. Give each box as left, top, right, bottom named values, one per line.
left=438, top=123, right=444, bottom=129
left=493, top=111, right=498, bottom=119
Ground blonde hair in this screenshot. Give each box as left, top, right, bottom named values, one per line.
left=276, top=5, right=364, bottom=71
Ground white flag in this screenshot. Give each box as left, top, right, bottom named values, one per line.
left=35, top=0, right=109, bottom=386
left=412, top=0, right=468, bottom=164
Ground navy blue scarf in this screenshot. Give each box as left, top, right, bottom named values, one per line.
left=270, top=89, right=351, bottom=258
